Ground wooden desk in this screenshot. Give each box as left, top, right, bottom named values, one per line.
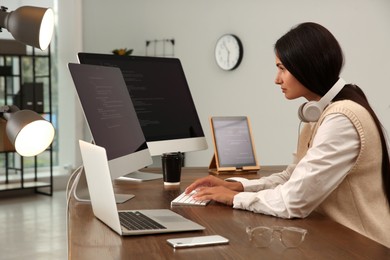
left=68, top=166, right=390, bottom=259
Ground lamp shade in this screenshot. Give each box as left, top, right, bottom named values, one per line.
left=0, top=6, right=54, bottom=50
left=5, top=109, right=55, bottom=157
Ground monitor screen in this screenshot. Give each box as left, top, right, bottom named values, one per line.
left=68, top=63, right=152, bottom=179
left=78, top=53, right=207, bottom=157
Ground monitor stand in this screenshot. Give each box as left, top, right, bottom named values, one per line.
left=74, top=168, right=135, bottom=204
left=117, top=170, right=163, bottom=182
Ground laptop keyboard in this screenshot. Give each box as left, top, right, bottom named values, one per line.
left=171, top=191, right=210, bottom=206
left=118, top=211, right=167, bottom=230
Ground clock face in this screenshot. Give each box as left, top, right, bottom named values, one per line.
left=215, top=34, right=243, bottom=71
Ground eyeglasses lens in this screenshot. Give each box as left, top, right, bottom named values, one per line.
left=280, top=228, right=305, bottom=248
left=251, top=227, right=273, bottom=247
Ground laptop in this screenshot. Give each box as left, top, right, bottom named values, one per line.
left=79, top=140, right=205, bottom=236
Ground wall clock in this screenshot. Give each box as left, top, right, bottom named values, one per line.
left=214, top=34, right=243, bottom=71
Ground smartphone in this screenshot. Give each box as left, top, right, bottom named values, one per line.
left=167, top=235, right=229, bottom=248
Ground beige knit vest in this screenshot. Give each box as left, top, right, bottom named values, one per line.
left=296, top=100, right=390, bottom=248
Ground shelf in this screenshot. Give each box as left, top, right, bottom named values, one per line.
left=0, top=180, right=51, bottom=191
left=0, top=45, right=53, bottom=196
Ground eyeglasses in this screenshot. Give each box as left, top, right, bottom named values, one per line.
left=246, top=226, right=308, bottom=248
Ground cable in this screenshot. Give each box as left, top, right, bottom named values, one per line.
left=72, top=170, right=91, bottom=203
left=65, top=165, right=83, bottom=205
left=65, top=164, right=84, bottom=260
left=66, top=139, right=96, bottom=258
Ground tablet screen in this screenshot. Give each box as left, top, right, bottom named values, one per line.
left=211, top=116, right=258, bottom=168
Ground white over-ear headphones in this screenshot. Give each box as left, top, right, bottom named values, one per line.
left=298, top=78, right=346, bottom=122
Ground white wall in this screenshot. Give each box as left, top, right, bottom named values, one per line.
left=79, top=0, right=390, bottom=167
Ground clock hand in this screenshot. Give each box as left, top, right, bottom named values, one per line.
left=223, top=42, right=230, bottom=53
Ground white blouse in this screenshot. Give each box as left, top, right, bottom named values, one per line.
left=232, top=113, right=360, bottom=218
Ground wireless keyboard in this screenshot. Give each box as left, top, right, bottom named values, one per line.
left=171, top=191, right=210, bottom=206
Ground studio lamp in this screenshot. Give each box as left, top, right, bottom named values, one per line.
left=0, top=5, right=54, bottom=50
left=0, top=105, right=55, bottom=157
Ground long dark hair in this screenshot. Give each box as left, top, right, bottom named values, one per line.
left=275, top=22, right=390, bottom=206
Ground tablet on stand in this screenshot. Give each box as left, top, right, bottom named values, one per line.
left=208, top=116, right=260, bottom=174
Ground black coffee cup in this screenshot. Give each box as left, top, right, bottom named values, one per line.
left=161, top=152, right=183, bottom=185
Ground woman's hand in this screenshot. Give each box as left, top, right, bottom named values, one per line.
left=185, top=175, right=225, bottom=193
left=185, top=175, right=243, bottom=193
left=192, top=186, right=238, bottom=206
left=184, top=175, right=244, bottom=205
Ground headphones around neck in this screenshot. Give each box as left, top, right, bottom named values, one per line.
left=298, top=78, right=346, bottom=122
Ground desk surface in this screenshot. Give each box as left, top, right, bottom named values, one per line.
left=68, top=166, right=390, bottom=259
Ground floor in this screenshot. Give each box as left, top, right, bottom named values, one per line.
left=0, top=190, right=67, bottom=260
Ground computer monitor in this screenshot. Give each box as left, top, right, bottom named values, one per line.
left=68, top=63, right=153, bottom=180
left=77, top=53, right=208, bottom=158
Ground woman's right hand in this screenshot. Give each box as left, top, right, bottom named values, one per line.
left=185, top=175, right=243, bottom=194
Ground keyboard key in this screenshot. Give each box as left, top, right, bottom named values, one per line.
left=171, top=191, right=210, bottom=206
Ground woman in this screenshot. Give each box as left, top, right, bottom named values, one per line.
left=186, top=22, right=390, bottom=247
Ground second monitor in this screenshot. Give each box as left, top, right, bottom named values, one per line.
left=78, top=53, right=208, bottom=159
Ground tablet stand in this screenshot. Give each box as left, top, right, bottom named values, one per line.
left=208, top=155, right=260, bottom=174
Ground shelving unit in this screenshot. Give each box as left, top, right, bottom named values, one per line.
left=0, top=40, right=53, bottom=196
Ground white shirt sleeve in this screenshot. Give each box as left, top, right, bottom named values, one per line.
left=232, top=113, right=360, bottom=218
